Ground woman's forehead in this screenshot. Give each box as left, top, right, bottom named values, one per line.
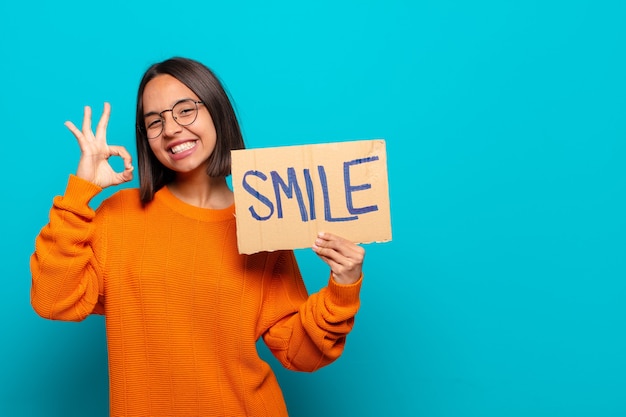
left=143, top=74, right=198, bottom=110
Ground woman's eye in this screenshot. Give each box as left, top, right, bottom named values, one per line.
left=146, top=119, right=162, bottom=129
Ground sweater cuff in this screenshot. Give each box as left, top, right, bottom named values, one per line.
left=56, top=174, right=103, bottom=213
left=326, top=273, right=363, bottom=308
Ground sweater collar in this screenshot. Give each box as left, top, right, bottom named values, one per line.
left=155, top=185, right=236, bottom=222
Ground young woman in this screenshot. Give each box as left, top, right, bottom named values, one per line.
left=30, top=57, right=365, bottom=417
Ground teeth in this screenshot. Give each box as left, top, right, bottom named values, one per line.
left=170, top=141, right=196, bottom=154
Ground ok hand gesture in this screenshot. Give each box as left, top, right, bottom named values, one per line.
left=65, top=102, right=134, bottom=188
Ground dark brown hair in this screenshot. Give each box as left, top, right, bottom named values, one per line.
left=135, top=57, right=245, bottom=203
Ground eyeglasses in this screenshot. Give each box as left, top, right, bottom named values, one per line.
left=143, top=99, right=204, bottom=139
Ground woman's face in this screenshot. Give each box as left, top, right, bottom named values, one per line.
left=142, top=74, right=217, bottom=176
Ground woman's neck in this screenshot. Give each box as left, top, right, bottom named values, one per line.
left=167, top=174, right=233, bottom=209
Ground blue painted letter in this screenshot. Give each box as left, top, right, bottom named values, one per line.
left=303, top=168, right=316, bottom=221
left=344, top=156, right=380, bottom=215
left=318, top=165, right=358, bottom=222
left=242, top=170, right=274, bottom=221
left=271, top=168, right=309, bottom=221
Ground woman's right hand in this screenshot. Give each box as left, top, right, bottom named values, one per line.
left=65, top=102, right=134, bottom=188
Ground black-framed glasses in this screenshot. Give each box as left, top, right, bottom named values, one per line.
left=143, top=99, right=204, bottom=139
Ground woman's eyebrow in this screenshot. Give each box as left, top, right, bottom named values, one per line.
left=143, top=98, right=195, bottom=117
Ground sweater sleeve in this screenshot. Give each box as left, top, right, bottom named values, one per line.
left=30, top=175, right=105, bottom=321
left=260, top=250, right=362, bottom=372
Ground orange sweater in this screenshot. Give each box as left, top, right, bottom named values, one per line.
left=31, top=175, right=362, bottom=417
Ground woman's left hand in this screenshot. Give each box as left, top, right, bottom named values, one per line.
left=312, top=232, right=365, bottom=285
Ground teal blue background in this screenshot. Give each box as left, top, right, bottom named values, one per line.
left=2, top=1, right=625, bottom=416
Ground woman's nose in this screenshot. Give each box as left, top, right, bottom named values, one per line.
left=162, top=111, right=182, bottom=137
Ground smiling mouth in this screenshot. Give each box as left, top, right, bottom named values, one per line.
left=170, top=141, right=197, bottom=154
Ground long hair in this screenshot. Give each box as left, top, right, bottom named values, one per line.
left=135, top=57, right=245, bottom=203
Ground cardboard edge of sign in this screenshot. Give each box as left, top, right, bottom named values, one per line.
left=235, top=223, right=393, bottom=255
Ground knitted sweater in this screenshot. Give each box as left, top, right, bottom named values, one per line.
left=30, top=175, right=362, bottom=417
